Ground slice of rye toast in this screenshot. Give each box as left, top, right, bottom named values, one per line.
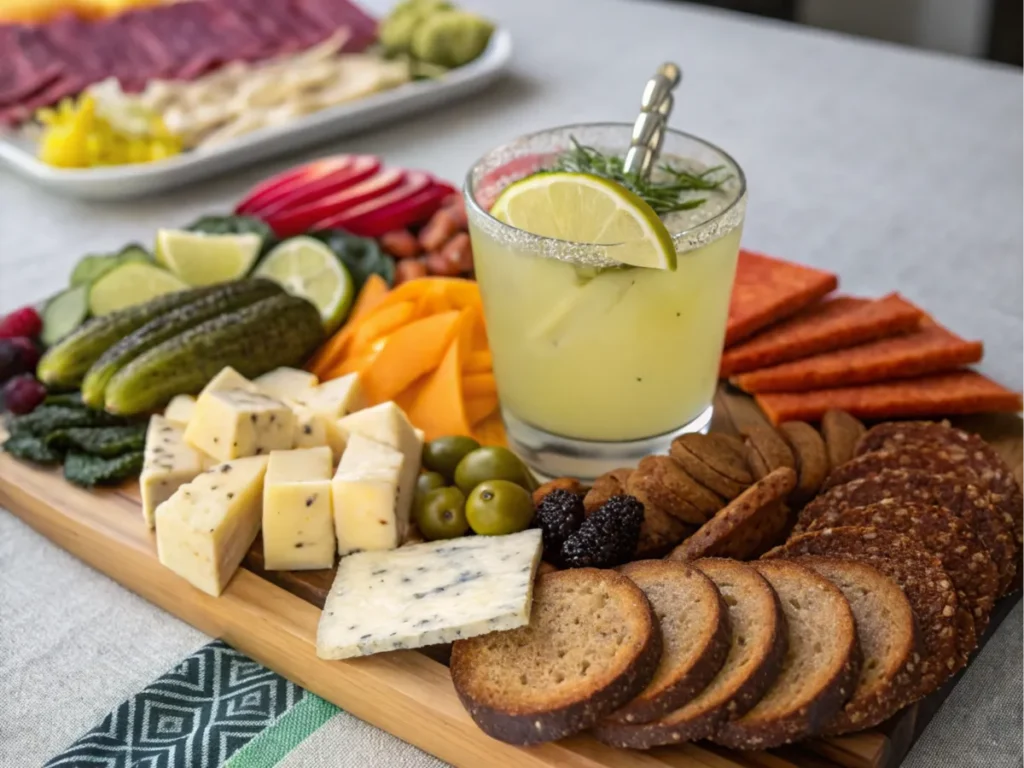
left=592, top=559, right=787, bottom=749
left=667, top=468, right=796, bottom=562
left=793, top=557, right=921, bottom=735
left=855, top=421, right=1023, bottom=565
left=450, top=568, right=662, bottom=745
left=822, top=449, right=1019, bottom=594
left=794, top=468, right=1016, bottom=597
left=763, top=526, right=963, bottom=698
left=804, top=500, right=998, bottom=636
left=711, top=560, right=860, bottom=750
left=600, top=561, right=731, bottom=725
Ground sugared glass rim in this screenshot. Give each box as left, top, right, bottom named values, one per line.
left=463, top=121, right=747, bottom=252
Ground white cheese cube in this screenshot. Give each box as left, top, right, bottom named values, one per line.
left=316, top=529, right=543, bottom=660
left=263, top=447, right=335, bottom=570
left=290, top=401, right=347, bottom=462
left=140, top=415, right=207, bottom=529
left=155, top=455, right=269, bottom=596
left=331, top=433, right=404, bottom=554
left=293, top=373, right=365, bottom=416
left=184, top=388, right=295, bottom=462
left=336, top=401, right=423, bottom=542
left=200, top=366, right=260, bottom=396
left=163, top=395, right=196, bottom=428
left=254, top=367, right=319, bottom=402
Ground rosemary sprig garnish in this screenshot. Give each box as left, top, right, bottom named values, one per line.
left=545, top=137, right=730, bottom=216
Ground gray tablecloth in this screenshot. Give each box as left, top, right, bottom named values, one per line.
left=1, top=0, right=1021, bottom=765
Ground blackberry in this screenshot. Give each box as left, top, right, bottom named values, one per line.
left=534, top=489, right=585, bottom=565
left=560, top=494, right=644, bottom=569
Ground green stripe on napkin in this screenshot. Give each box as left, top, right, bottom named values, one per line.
left=225, top=693, right=340, bottom=767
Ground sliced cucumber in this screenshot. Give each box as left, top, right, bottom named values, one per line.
left=70, top=244, right=150, bottom=287
left=41, top=285, right=90, bottom=347
left=88, top=262, right=189, bottom=317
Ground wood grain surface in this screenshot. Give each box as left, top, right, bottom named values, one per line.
left=1, top=391, right=1020, bottom=768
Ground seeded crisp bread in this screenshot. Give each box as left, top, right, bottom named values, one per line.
left=763, top=526, right=963, bottom=698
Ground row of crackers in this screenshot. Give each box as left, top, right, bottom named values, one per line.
left=722, top=250, right=1022, bottom=424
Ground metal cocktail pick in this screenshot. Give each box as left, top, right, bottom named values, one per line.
left=623, top=62, right=682, bottom=180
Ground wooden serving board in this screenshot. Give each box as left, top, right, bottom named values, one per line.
left=1, top=390, right=1020, bottom=768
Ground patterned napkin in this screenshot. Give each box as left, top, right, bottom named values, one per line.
left=44, top=641, right=338, bottom=768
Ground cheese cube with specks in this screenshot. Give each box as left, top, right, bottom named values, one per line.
left=155, top=455, right=269, bottom=596
left=316, top=530, right=543, bottom=659
left=140, top=415, right=207, bottom=529
left=162, top=395, right=196, bottom=428
left=255, top=367, right=319, bottom=402
left=263, top=447, right=335, bottom=570
left=185, top=388, right=295, bottom=462
left=331, top=433, right=404, bottom=554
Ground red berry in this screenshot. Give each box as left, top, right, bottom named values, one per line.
left=3, top=374, right=46, bottom=415
left=0, top=307, right=43, bottom=340
left=9, top=337, right=40, bottom=371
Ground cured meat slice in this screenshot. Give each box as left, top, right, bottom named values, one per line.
left=0, top=27, right=63, bottom=107
left=298, top=0, right=378, bottom=51
left=733, top=320, right=983, bottom=393
left=725, top=250, right=838, bottom=347
left=721, top=293, right=924, bottom=377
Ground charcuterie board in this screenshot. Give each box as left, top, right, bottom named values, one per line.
left=3, top=388, right=1019, bottom=768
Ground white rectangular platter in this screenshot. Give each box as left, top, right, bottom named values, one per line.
left=0, top=28, right=511, bottom=201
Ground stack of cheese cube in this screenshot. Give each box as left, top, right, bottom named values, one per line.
left=143, top=365, right=425, bottom=597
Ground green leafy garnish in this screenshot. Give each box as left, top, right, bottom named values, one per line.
left=64, top=450, right=144, bottom=487
left=546, top=137, right=730, bottom=216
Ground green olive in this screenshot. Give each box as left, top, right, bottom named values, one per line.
left=415, top=487, right=469, bottom=540
left=415, top=471, right=447, bottom=513
left=422, top=435, right=480, bottom=481
left=465, top=480, right=534, bottom=536
left=453, top=446, right=529, bottom=496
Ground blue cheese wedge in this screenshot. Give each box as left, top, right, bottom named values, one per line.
left=254, top=367, right=319, bottom=402
left=185, top=388, right=295, bottom=462
left=316, top=529, right=543, bottom=659
left=336, top=401, right=422, bottom=543
left=331, top=433, right=404, bottom=553
left=263, top=446, right=335, bottom=570
left=155, top=455, right=269, bottom=596
left=140, top=415, right=207, bottom=529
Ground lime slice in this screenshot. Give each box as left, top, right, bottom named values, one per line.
left=254, top=236, right=354, bottom=333
left=88, top=262, right=189, bottom=316
left=490, top=172, right=677, bottom=270
left=155, top=229, right=262, bottom=286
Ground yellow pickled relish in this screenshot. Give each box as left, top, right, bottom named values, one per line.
left=35, top=93, right=182, bottom=169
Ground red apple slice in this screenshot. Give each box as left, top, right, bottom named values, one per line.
left=341, top=181, right=454, bottom=238
left=311, top=171, right=433, bottom=234
left=235, top=155, right=358, bottom=214
left=267, top=168, right=407, bottom=237
left=248, top=156, right=382, bottom=219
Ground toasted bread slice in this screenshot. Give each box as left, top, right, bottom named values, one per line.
left=593, top=559, right=787, bottom=749
left=712, top=560, right=860, bottom=750
left=794, top=557, right=920, bottom=735
left=601, top=561, right=730, bottom=725
left=450, top=568, right=661, bottom=745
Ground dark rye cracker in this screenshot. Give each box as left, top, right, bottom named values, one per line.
left=821, top=409, right=866, bottom=468
left=668, top=468, right=796, bottom=562
left=823, top=449, right=1019, bottom=594
left=593, top=559, right=787, bottom=749
left=856, top=421, right=1023, bottom=555
left=805, top=500, right=998, bottom=638
left=763, top=526, right=963, bottom=698
left=779, top=421, right=830, bottom=504
left=670, top=433, right=753, bottom=500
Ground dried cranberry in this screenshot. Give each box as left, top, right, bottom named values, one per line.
left=0, top=307, right=42, bottom=339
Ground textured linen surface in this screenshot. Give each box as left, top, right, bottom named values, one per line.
left=1, top=0, right=1021, bottom=765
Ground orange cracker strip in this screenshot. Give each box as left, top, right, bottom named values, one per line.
left=755, top=371, right=1023, bottom=425
left=721, top=293, right=923, bottom=376
left=725, top=250, right=838, bottom=346
left=734, top=320, right=982, bottom=393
